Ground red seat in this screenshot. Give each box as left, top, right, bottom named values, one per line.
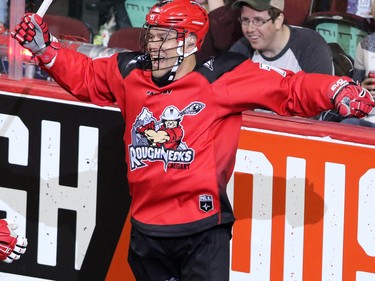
left=44, top=14, right=94, bottom=43
left=284, top=0, right=313, bottom=26
left=107, top=27, right=142, bottom=51
left=330, top=0, right=348, bottom=13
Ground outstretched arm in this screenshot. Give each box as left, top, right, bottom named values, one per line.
left=11, top=13, right=119, bottom=106
left=223, top=59, right=375, bottom=119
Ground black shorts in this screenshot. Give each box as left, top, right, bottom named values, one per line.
left=128, top=224, right=232, bottom=281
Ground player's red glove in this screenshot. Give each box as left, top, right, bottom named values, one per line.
left=0, top=219, right=28, bottom=263
left=137, top=121, right=156, bottom=134
left=328, top=78, right=375, bottom=118
left=11, top=13, right=60, bottom=64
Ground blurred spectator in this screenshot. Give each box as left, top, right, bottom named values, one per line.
left=94, top=0, right=157, bottom=46
left=115, top=0, right=132, bottom=28
left=352, top=1, right=375, bottom=87
left=0, top=0, right=7, bottom=27
left=93, top=0, right=132, bottom=29
left=92, top=0, right=132, bottom=46
left=229, top=0, right=334, bottom=119
left=197, top=0, right=242, bottom=62
left=343, top=0, right=375, bottom=127
left=347, top=0, right=373, bottom=17
left=0, top=0, right=39, bottom=30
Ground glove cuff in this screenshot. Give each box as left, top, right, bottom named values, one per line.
left=36, top=39, right=61, bottom=65
left=327, top=77, right=355, bottom=102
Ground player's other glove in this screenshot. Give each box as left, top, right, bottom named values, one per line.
left=11, top=13, right=60, bottom=64
left=0, top=219, right=28, bottom=263
left=328, top=77, right=375, bottom=118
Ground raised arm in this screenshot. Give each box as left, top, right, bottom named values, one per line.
left=11, top=13, right=119, bottom=106
left=12, top=13, right=61, bottom=65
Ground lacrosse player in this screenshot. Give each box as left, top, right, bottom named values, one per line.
left=12, top=0, right=375, bottom=279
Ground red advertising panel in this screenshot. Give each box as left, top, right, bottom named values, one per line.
left=230, top=125, right=375, bottom=281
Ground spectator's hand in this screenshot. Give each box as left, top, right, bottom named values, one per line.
left=361, top=77, right=375, bottom=98
left=0, top=219, right=28, bottom=263
left=11, top=13, right=51, bottom=54
left=329, top=78, right=375, bottom=118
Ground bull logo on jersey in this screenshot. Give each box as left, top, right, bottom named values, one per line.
left=129, top=102, right=205, bottom=171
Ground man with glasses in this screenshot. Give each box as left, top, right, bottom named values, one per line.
left=230, top=0, right=333, bottom=76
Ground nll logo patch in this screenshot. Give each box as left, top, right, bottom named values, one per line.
left=199, top=194, right=214, bottom=212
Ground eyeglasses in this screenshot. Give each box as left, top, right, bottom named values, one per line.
left=238, top=17, right=273, bottom=27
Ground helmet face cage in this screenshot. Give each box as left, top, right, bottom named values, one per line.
left=140, top=25, right=186, bottom=71
left=140, top=0, right=209, bottom=71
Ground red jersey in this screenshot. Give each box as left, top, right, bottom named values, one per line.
left=43, top=50, right=339, bottom=237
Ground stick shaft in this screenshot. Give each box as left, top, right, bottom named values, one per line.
left=36, top=0, right=53, bottom=17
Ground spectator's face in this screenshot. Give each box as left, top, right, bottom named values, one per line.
left=240, top=5, right=282, bottom=52
left=146, top=27, right=182, bottom=77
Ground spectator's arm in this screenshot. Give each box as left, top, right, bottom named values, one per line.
left=208, top=1, right=242, bottom=51
left=352, top=41, right=367, bottom=84
left=207, top=0, right=225, bottom=12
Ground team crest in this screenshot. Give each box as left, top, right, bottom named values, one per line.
left=199, top=194, right=214, bottom=212
left=129, top=102, right=205, bottom=171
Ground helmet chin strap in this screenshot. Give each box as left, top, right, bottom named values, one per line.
left=153, top=39, right=197, bottom=86
left=177, top=39, right=198, bottom=58
left=166, top=40, right=197, bottom=81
